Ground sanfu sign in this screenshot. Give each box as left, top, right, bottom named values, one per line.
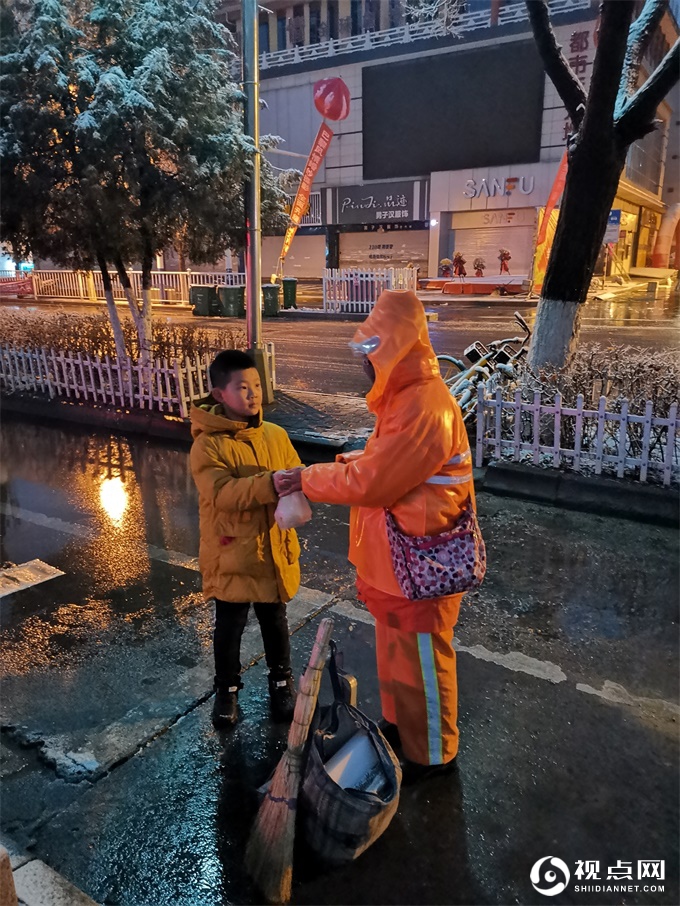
left=463, top=176, right=535, bottom=198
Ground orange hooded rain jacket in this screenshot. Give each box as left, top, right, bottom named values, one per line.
left=301, top=289, right=475, bottom=633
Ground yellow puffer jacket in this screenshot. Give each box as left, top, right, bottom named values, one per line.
left=190, top=400, right=302, bottom=604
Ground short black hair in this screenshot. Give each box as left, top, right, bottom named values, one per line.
left=209, top=350, right=257, bottom=389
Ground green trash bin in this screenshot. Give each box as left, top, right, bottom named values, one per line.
left=262, top=283, right=280, bottom=318
left=282, top=277, right=298, bottom=309
left=217, top=285, right=245, bottom=317
left=190, top=284, right=217, bottom=317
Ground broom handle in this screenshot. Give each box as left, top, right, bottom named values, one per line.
left=286, top=617, right=334, bottom=752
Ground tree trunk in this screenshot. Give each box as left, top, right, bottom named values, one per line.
left=113, top=255, right=151, bottom=366
left=97, top=253, right=127, bottom=363
left=139, top=231, right=154, bottom=366
left=528, top=134, right=627, bottom=371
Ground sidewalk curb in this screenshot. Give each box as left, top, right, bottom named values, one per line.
left=482, top=461, right=679, bottom=527
left=0, top=394, right=348, bottom=463
left=1, top=839, right=98, bottom=906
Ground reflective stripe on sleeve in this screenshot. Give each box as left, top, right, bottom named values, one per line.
left=425, top=470, right=473, bottom=486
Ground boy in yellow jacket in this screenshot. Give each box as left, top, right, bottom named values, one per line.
left=190, top=350, right=303, bottom=728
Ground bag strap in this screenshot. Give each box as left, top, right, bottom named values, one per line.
left=327, top=640, right=345, bottom=703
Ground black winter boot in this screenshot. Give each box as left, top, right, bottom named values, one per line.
left=212, top=685, right=240, bottom=728
left=268, top=673, right=296, bottom=723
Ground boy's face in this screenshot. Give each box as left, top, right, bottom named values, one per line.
left=212, top=367, right=263, bottom=419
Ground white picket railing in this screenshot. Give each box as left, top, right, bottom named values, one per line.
left=29, top=270, right=246, bottom=303
left=475, top=386, right=680, bottom=487
left=323, top=267, right=419, bottom=313
left=258, top=0, right=589, bottom=70
left=0, top=343, right=276, bottom=419
left=4, top=339, right=677, bottom=488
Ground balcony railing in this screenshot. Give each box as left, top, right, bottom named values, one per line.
left=258, top=0, right=591, bottom=70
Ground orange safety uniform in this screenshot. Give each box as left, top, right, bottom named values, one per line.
left=301, top=289, right=476, bottom=766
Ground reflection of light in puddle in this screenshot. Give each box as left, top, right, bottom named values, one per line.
left=99, top=476, right=128, bottom=525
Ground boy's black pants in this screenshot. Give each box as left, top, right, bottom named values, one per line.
left=213, top=600, right=291, bottom=689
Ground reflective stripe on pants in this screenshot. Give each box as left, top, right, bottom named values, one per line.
left=375, top=621, right=458, bottom=766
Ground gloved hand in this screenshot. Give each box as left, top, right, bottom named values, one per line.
left=273, top=467, right=304, bottom=497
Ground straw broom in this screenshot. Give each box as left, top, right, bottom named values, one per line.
left=245, top=617, right=334, bottom=905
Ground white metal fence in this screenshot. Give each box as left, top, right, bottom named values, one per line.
left=27, top=270, right=246, bottom=303
left=475, top=386, right=680, bottom=487
left=323, top=267, right=419, bottom=313
left=0, top=343, right=276, bottom=419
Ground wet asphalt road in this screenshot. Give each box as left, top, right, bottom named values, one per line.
left=0, top=418, right=678, bottom=905
left=2, top=289, right=678, bottom=396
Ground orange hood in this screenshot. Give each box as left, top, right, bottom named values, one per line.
left=353, top=290, right=439, bottom=413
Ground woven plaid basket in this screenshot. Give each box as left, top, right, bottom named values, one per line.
left=299, top=644, right=401, bottom=866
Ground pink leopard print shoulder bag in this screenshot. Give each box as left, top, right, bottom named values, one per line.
left=385, top=502, right=486, bottom=601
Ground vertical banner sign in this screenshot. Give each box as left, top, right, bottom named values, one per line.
left=536, top=151, right=568, bottom=246
left=532, top=151, right=568, bottom=293
left=532, top=208, right=560, bottom=294
left=279, top=122, right=334, bottom=265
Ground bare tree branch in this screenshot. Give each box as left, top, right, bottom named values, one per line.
left=581, top=1, right=636, bottom=142
left=617, top=0, right=668, bottom=115
left=616, top=38, right=680, bottom=142
left=525, top=0, right=587, bottom=129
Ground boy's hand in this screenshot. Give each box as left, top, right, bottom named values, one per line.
left=273, top=468, right=304, bottom=496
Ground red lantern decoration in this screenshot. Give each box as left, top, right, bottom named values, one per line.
left=313, top=78, right=351, bottom=121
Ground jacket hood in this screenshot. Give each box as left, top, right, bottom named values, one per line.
left=190, top=396, right=263, bottom=440
left=353, top=289, right=439, bottom=412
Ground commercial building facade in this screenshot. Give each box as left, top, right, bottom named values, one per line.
left=218, top=0, right=677, bottom=280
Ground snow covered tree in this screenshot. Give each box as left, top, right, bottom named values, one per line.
left=0, top=0, right=131, bottom=360
left=1, top=0, right=287, bottom=364
left=406, top=0, right=679, bottom=369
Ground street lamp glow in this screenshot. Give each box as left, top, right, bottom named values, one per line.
left=99, top=476, right=128, bottom=526
left=430, top=218, right=438, bottom=227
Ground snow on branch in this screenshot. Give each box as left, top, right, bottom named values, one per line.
left=525, top=0, right=587, bottom=129
left=617, top=0, right=668, bottom=115
left=616, top=37, right=680, bottom=142
left=404, top=0, right=466, bottom=36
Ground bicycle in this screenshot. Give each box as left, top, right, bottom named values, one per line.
left=436, top=312, right=531, bottom=421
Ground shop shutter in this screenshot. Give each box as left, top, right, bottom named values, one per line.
left=452, top=226, right=535, bottom=275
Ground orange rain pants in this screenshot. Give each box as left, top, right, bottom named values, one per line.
left=375, top=621, right=459, bottom=767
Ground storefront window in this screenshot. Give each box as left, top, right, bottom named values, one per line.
left=625, top=122, right=666, bottom=195
left=634, top=209, right=661, bottom=268
left=259, top=14, right=269, bottom=53
left=351, top=0, right=362, bottom=35
left=276, top=12, right=286, bottom=50
left=388, top=0, right=403, bottom=29
left=309, top=2, right=321, bottom=43
left=289, top=6, right=305, bottom=47
left=364, top=0, right=380, bottom=31
left=327, top=0, right=339, bottom=39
